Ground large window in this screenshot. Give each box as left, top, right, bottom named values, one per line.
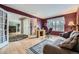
left=47, top=17, right=65, bottom=32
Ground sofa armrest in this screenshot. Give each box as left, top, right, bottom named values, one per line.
left=43, top=45, right=77, bottom=54
left=43, top=45, right=53, bottom=54
left=43, top=45, right=62, bottom=54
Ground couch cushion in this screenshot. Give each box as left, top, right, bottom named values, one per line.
left=72, top=37, right=79, bottom=52
left=59, top=35, right=78, bottom=49
left=72, top=43, right=79, bottom=52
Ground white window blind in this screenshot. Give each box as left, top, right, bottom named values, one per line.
left=47, top=17, right=65, bottom=32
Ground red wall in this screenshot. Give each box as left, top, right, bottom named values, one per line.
left=51, top=31, right=63, bottom=35
left=64, top=13, right=76, bottom=32
left=41, top=13, right=77, bottom=35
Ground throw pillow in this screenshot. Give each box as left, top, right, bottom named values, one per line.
left=60, top=31, right=72, bottom=38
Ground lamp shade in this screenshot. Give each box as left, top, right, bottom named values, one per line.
left=68, top=21, right=75, bottom=26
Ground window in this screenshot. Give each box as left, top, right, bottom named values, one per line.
left=47, top=17, right=65, bottom=32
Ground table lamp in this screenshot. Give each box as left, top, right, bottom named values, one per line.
left=68, top=21, right=75, bottom=30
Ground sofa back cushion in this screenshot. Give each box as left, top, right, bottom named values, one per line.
left=70, top=31, right=79, bottom=38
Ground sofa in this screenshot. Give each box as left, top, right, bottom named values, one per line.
left=43, top=31, right=79, bottom=54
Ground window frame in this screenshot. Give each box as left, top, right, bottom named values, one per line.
left=47, top=17, right=65, bottom=32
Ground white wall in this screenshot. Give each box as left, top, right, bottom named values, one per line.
left=8, top=13, right=21, bottom=23
left=8, top=12, right=23, bottom=33
left=8, top=12, right=31, bottom=35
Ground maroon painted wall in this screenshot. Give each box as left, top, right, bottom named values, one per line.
left=64, top=13, right=76, bottom=32
left=41, top=13, right=77, bottom=35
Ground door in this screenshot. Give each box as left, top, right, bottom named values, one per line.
left=0, top=8, right=8, bottom=48
left=23, top=18, right=30, bottom=35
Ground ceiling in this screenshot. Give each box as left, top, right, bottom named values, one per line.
left=4, top=4, right=79, bottom=18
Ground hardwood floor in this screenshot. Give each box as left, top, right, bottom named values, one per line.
left=0, top=37, right=45, bottom=54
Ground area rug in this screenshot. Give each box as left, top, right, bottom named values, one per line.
left=27, top=39, right=64, bottom=54
left=9, top=34, right=28, bottom=42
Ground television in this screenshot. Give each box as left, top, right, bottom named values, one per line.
left=9, top=26, right=16, bottom=33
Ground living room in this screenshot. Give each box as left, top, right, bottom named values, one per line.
left=0, top=4, right=79, bottom=54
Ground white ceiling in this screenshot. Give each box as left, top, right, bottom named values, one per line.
left=5, top=4, right=79, bottom=18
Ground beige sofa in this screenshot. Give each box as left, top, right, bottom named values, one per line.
left=43, top=31, right=79, bottom=54
left=43, top=45, right=78, bottom=54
